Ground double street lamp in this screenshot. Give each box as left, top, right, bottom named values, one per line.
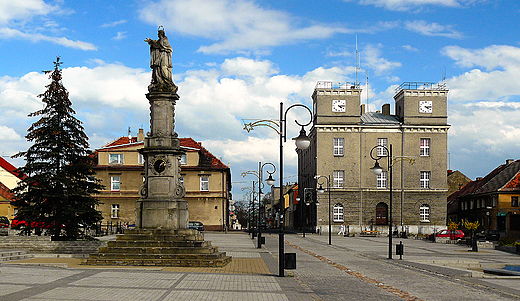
left=243, top=102, right=312, bottom=277
left=369, top=144, right=414, bottom=260
left=316, top=176, right=331, bottom=245
left=242, top=163, right=276, bottom=249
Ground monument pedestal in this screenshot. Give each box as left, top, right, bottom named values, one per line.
left=85, top=229, right=231, bottom=267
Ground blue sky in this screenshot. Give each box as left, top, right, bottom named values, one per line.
left=1, top=0, right=520, bottom=202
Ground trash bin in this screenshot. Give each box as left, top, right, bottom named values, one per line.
left=284, top=253, right=296, bottom=269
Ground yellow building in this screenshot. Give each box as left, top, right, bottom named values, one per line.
left=0, top=157, right=24, bottom=221
left=93, top=129, right=232, bottom=230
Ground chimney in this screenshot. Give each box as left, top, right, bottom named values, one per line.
left=360, top=104, right=366, bottom=115
left=506, top=159, right=514, bottom=165
left=382, top=103, right=390, bottom=116
left=137, top=128, right=145, bottom=141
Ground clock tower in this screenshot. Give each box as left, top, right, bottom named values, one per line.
left=394, top=83, right=448, bottom=125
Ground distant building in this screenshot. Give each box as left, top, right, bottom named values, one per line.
left=299, top=81, right=450, bottom=236
left=0, top=157, right=23, bottom=221
left=448, top=159, right=520, bottom=236
left=447, top=170, right=471, bottom=223
left=93, top=129, right=232, bottom=230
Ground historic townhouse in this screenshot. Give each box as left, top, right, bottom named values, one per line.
left=299, top=81, right=450, bottom=236
left=93, top=129, right=232, bottom=230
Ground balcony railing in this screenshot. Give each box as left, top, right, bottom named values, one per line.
left=396, top=82, right=447, bottom=93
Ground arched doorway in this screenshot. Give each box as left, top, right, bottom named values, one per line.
left=376, top=202, right=388, bottom=225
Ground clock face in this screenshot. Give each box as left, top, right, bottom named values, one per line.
left=419, top=100, right=432, bottom=113
left=332, top=99, right=346, bottom=112
left=153, top=158, right=167, bottom=173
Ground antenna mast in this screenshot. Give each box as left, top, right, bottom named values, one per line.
left=355, top=36, right=360, bottom=88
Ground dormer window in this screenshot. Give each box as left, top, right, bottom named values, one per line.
left=109, top=153, right=123, bottom=164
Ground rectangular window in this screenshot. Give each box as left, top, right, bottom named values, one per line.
left=333, top=205, right=344, bottom=222
left=420, top=205, right=430, bottom=222
left=180, top=154, right=187, bottom=165
left=333, top=170, right=344, bottom=188
left=420, top=171, right=430, bottom=189
left=333, top=138, right=344, bottom=156
left=138, top=154, right=144, bottom=164
left=111, top=204, right=120, bottom=219
left=512, top=196, right=519, bottom=207
left=109, top=153, right=123, bottom=164
left=377, top=171, right=387, bottom=188
left=377, top=138, right=388, bottom=156
left=420, top=138, right=430, bottom=156
left=111, top=176, right=120, bottom=191
left=200, top=176, right=209, bottom=191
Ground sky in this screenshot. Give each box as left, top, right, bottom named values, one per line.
left=1, top=0, right=520, bottom=203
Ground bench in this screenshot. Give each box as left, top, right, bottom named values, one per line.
left=361, top=230, right=379, bottom=237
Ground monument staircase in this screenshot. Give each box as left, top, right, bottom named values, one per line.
left=84, top=229, right=231, bottom=267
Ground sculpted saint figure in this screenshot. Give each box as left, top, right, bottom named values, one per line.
left=145, top=26, right=177, bottom=92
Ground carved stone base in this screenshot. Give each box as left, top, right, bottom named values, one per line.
left=135, top=199, right=189, bottom=230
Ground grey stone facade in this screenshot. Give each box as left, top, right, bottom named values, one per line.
left=299, top=82, right=450, bottom=236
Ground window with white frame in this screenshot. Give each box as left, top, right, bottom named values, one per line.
left=109, top=153, right=123, bottom=164
left=420, top=171, right=430, bottom=189
left=377, top=171, right=388, bottom=188
left=377, top=138, right=388, bottom=156
left=333, top=170, right=344, bottom=188
left=180, top=154, right=187, bottom=165
left=420, top=138, right=430, bottom=156
left=111, top=176, right=120, bottom=191
left=420, top=204, right=430, bottom=222
left=111, top=204, right=120, bottom=218
left=333, top=138, right=344, bottom=156
left=138, top=153, right=144, bottom=164
left=200, top=175, right=209, bottom=191
left=333, top=204, right=344, bottom=222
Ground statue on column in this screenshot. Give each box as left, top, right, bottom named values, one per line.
left=145, top=26, right=178, bottom=93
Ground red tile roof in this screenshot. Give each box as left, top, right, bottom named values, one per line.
left=97, top=136, right=228, bottom=170
left=0, top=156, right=23, bottom=180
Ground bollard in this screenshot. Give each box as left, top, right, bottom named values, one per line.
left=396, top=241, right=404, bottom=260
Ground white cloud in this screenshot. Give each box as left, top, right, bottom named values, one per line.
left=362, top=44, right=402, bottom=76
left=112, top=32, right=127, bottom=41
left=0, top=0, right=58, bottom=25
left=402, top=45, right=419, bottom=52
left=347, top=0, right=480, bottom=11
left=0, top=26, right=97, bottom=51
left=443, top=45, right=520, bottom=102
left=101, top=20, right=127, bottom=28
left=404, top=20, right=463, bottom=39
left=139, top=0, right=348, bottom=54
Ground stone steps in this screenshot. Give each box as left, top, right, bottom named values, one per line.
left=0, top=250, right=33, bottom=262
left=84, top=228, right=231, bottom=268
left=84, top=256, right=232, bottom=267
left=99, top=246, right=217, bottom=254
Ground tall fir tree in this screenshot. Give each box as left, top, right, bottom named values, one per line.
left=11, top=57, right=103, bottom=239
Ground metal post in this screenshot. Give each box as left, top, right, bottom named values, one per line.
left=388, top=144, right=393, bottom=260
left=328, top=175, right=331, bottom=245
left=257, top=162, right=262, bottom=249
left=279, top=101, right=284, bottom=277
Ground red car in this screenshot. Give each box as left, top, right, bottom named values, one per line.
left=435, top=229, right=465, bottom=239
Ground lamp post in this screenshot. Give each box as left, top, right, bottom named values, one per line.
left=242, top=102, right=312, bottom=277
left=242, top=163, right=276, bottom=249
left=370, top=144, right=393, bottom=259
left=241, top=182, right=257, bottom=238
left=369, top=144, right=415, bottom=259
left=278, top=102, right=312, bottom=277
left=316, top=176, right=331, bottom=245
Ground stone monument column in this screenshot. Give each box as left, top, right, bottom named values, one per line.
left=136, top=26, right=188, bottom=230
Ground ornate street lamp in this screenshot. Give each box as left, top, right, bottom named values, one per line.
left=316, top=176, right=331, bottom=245
left=242, top=162, right=276, bottom=249
left=242, top=102, right=312, bottom=277
left=369, top=144, right=414, bottom=259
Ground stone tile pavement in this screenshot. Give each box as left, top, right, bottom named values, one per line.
left=1, top=231, right=519, bottom=300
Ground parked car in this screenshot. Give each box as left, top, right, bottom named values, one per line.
left=476, top=229, right=500, bottom=241
left=0, top=216, right=9, bottom=236
left=189, top=221, right=204, bottom=231
left=435, top=229, right=465, bottom=239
